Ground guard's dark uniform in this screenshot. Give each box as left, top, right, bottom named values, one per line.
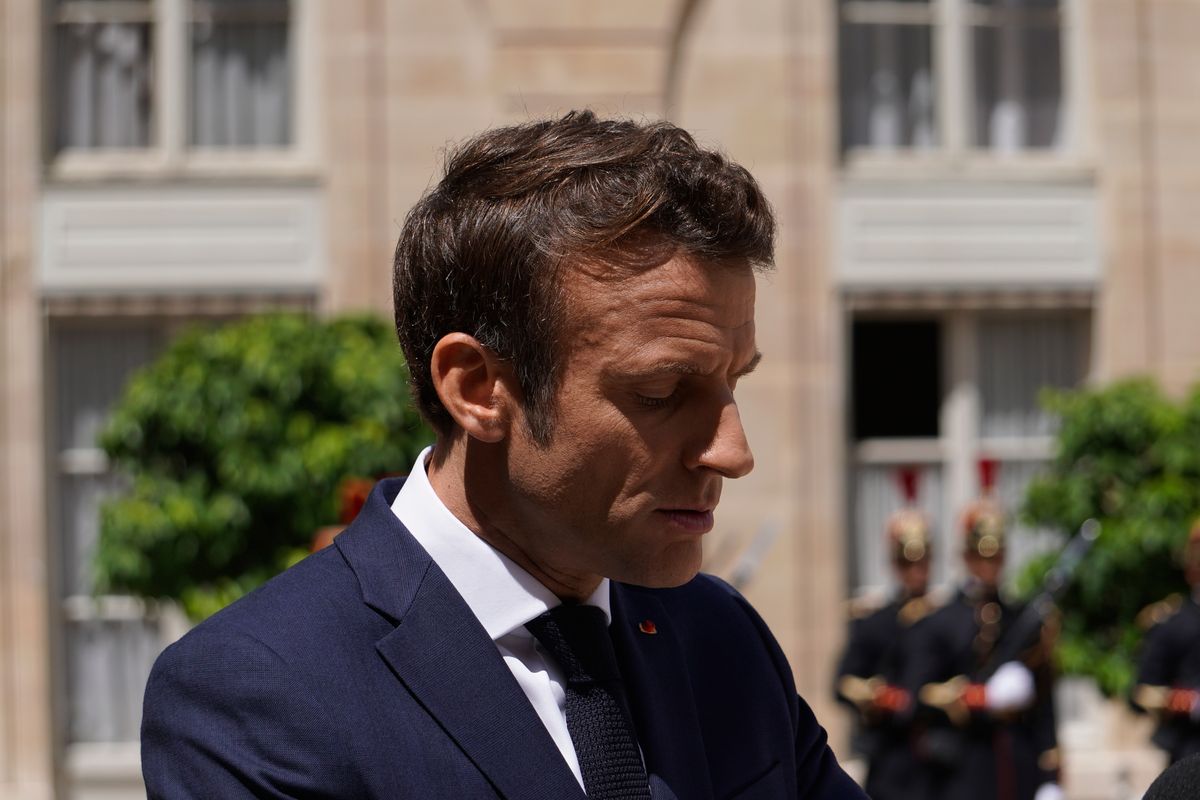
left=835, top=594, right=936, bottom=800
left=1133, top=593, right=1200, bottom=763
left=904, top=586, right=1059, bottom=800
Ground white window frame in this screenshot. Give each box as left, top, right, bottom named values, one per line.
left=839, top=0, right=1093, bottom=178
left=48, top=0, right=320, bottom=181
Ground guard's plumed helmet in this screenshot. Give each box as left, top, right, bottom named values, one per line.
left=962, top=459, right=1005, bottom=558
left=887, top=468, right=931, bottom=564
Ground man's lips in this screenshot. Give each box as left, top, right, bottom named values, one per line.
left=658, top=508, right=715, bottom=534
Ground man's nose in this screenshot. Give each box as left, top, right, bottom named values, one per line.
left=690, top=399, right=755, bottom=479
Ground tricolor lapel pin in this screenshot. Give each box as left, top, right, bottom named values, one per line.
left=638, top=619, right=658, bottom=635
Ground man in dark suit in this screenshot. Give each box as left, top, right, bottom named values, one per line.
left=902, top=474, right=1060, bottom=800
left=141, top=110, right=865, bottom=799
left=835, top=469, right=938, bottom=800
left=1132, top=518, right=1200, bottom=764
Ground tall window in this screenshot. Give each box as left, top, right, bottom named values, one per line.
left=52, top=0, right=297, bottom=160
left=848, top=311, right=1090, bottom=593
left=838, top=0, right=1069, bottom=156
left=51, top=322, right=169, bottom=744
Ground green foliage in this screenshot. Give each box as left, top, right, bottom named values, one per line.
left=96, top=314, right=432, bottom=620
left=1017, top=378, right=1200, bottom=696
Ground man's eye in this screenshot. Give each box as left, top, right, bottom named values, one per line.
left=634, top=391, right=677, bottom=409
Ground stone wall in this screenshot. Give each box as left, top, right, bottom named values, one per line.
left=1092, top=0, right=1200, bottom=394
left=0, top=1, right=52, bottom=798
left=5, top=1, right=1198, bottom=795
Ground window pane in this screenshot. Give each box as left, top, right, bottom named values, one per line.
left=67, top=615, right=161, bottom=742
left=190, top=0, right=292, bottom=148
left=54, top=1, right=154, bottom=150
left=850, top=463, right=945, bottom=592
left=978, top=315, right=1088, bottom=438
left=839, top=17, right=937, bottom=151
left=991, top=458, right=1059, bottom=578
left=59, top=474, right=123, bottom=597
left=853, top=320, right=942, bottom=438
left=54, top=324, right=164, bottom=451
left=971, top=2, right=1063, bottom=149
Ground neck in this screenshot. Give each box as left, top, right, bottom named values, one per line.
left=426, top=435, right=603, bottom=602
left=963, top=577, right=997, bottom=601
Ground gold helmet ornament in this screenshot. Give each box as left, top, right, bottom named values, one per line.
left=887, top=467, right=931, bottom=564
left=962, top=458, right=1005, bottom=559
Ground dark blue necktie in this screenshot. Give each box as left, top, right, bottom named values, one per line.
left=526, top=604, right=652, bottom=799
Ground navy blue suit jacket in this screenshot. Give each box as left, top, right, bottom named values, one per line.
left=142, top=479, right=864, bottom=799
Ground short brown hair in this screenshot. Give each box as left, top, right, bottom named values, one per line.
left=392, top=110, right=775, bottom=442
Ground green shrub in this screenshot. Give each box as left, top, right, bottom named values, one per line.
left=1017, top=378, right=1200, bottom=696
left=96, top=313, right=432, bottom=620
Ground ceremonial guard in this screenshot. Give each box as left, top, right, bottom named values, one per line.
left=835, top=468, right=937, bottom=800
left=1132, top=518, right=1200, bottom=764
left=903, top=460, right=1062, bottom=800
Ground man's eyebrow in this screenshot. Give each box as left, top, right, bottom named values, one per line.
left=624, top=362, right=705, bottom=379
left=735, top=351, right=763, bottom=378
left=624, top=352, right=763, bottom=379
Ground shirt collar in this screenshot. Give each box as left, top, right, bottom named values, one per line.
left=390, top=446, right=611, bottom=641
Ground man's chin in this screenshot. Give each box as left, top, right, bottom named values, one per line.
left=616, top=551, right=704, bottom=589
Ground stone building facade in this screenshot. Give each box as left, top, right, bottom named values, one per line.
left=2, top=1, right=1198, bottom=797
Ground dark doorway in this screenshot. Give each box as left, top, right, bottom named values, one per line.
left=852, top=319, right=941, bottom=439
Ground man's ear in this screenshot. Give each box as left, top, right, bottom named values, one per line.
left=429, top=333, right=515, bottom=443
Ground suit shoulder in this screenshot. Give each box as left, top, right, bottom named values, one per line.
left=142, top=583, right=364, bottom=798
left=210, top=544, right=348, bottom=615
left=164, top=545, right=368, bottom=664
left=150, top=612, right=287, bottom=683
left=675, top=573, right=772, bottom=624
left=690, top=571, right=743, bottom=598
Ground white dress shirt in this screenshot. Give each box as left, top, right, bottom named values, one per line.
left=391, top=446, right=609, bottom=790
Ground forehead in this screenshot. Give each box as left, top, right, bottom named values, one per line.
left=562, top=256, right=757, bottom=343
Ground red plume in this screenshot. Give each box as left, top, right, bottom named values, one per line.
left=978, top=458, right=999, bottom=496
left=337, top=477, right=374, bottom=525
left=896, top=466, right=920, bottom=504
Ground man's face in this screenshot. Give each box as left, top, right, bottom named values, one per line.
left=895, top=558, right=930, bottom=597
left=498, top=255, right=758, bottom=591
left=965, top=552, right=1004, bottom=590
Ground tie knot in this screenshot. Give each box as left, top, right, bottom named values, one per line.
left=526, top=604, right=621, bottom=685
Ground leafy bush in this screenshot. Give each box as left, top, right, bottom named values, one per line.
left=1016, top=378, right=1200, bottom=695
left=96, top=314, right=432, bottom=620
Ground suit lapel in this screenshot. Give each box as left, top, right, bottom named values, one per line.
left=336, top=481, right=584, bottom=800
left=376, top=566, right=585, bottom=800
left=611, top=586, right=714, bottom=800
